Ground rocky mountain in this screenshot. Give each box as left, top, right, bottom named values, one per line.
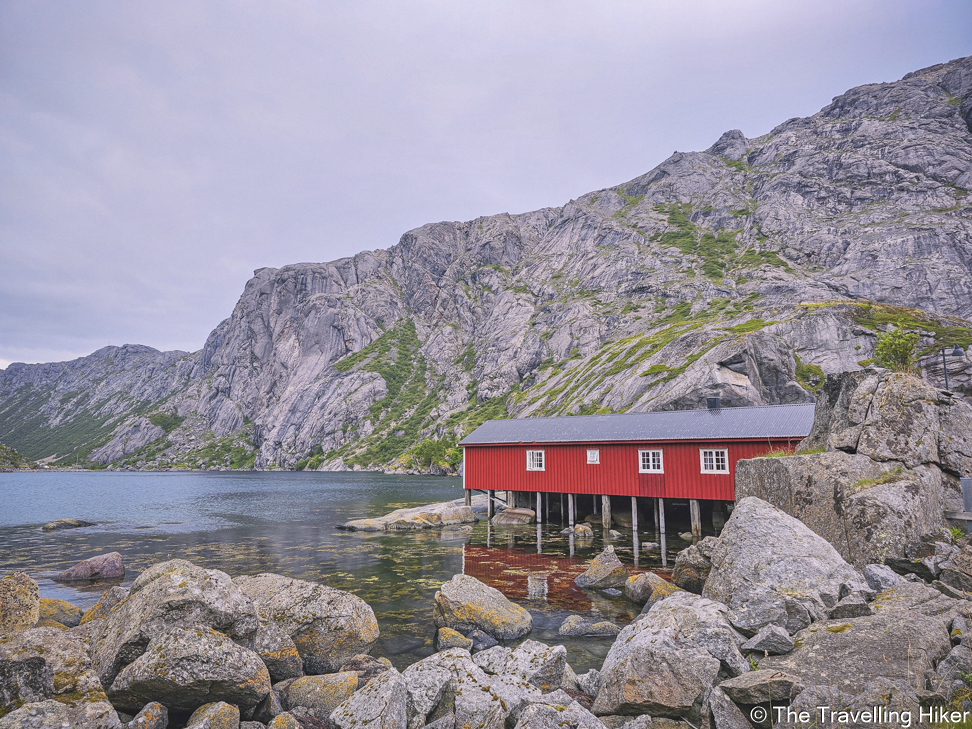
left=2, top=56, right=971, bottom=471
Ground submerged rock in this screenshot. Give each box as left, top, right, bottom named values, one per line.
left=339, top=499, right=479, bottom=532
left=42, top=518, right=94, bottom=532
left=55, top=552, right=125, bottom=581
left=574, top=547, right=628, bottom=590
left=235, top=572, right=379, bottom=674
left=432, top=574, right=532, bottom=640
left=491, top=508, right=536, bottom=525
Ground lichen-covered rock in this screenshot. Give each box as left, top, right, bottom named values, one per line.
left=129, top=559, right=208, bottom=595
left=330, top=667, right=407, bottom=729
left=472, top=645, right=512, bottom=675
left=0, top=699, right=73, bottom=728
left=435, top=627, right=472, bottom=652
left=80, top=587, right=129, bottom=624
left=55, top=552, right=125, bottom=581
left=37, top=599, right=83, bottom=629
left=702, top=497, right=868, bottom=635
left=863, top=563, right=904, bottom=592
left=760, top=611, right=951, bottom=696
left=512, top=698, right=607, bottom=728
left=827, top=594, right=872, bottom=619
left=626, top=572, right=681, bottom=610
left=466, top=629, right=498, bottom=653
left=491, top=508, right=536, bottom=526
left=402, top=648, right=542, bottom=729
left=250, top=620, right=303, bottom=682
left=91, top=562, right=259, bottom=688
left=704, top=686, right=750, bottom=729
left=186, top=701, right=240, bottom=729
left=432, top=574, right=532, bottom=640
left=42, top=519, right=94, bottom=532
left=107, top=625, right=270, bottom=714
left=338, top=655, right=391, bottom=686
left=574, top=547, right=628, bottom=590
left=0, top=573, right=38, bottom=634
left=235, top=573, right=378, bottom=674
left=638, top=591, right=749, bottom=676
left=267, top=714, right=300, bottom=729
left=126, top=702, right=168, bottom=729
left=672, top=538, right=718, bottom=594
left=0, top=657, right=53, bottom=719
left=499, top=640, right=567, bottom=693
left=280, top=673, right=358, bottom=719
left=0, top=626, right=110, bottom=717
left=558, top=616, right=619, bottom=637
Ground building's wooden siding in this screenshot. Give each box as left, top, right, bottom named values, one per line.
left=463, top=438, right=798, bottom=501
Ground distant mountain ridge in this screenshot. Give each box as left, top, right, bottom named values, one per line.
left=2, top=55, right=971, bottom=471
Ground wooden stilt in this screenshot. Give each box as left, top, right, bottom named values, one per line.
left=560, top=494, right=565, bottom=524
left=593, top=496, right=598, bottom=515
left=653, top=498, right=660, bottom=539
left=464, top=489, right=471, bottom=507
left=659, top=497, right=667, bottom=567
left=690, top=499, right=702, bottom=541
left=601, top=495, right=611, bottom=530
left=536, top=492, right=542, bottom=524
left=568, top=494, right=575, bottom=528
left=631, top=496, right=638, bottom=534
left=545, top=493, right=549, bottom=523
left=488, top=490, right=495, bottom=520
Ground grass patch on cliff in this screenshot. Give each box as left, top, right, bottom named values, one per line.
left=851, top=467, right=907, bottom=490
left=846, top=302, right=972, bottom=357
left=795, top=354, right=825, bottom=394
left=148, top=410, right=184, bottom=433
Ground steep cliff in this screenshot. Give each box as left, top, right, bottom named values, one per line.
left=2, top=56, right=971, bottom=470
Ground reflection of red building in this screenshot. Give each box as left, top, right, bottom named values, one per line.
left=461, top=544, right=669, bottom=610
left=460, top=404, right=813, bottom=503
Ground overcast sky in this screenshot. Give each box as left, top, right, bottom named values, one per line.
left=1, top=1, right=970, bottom=368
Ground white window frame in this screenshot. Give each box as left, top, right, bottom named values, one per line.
left=586, top=449, right=600, bottom=465
left=700, top=448, right=729, bottom=474
left=526, top=450, right=545, bottom=471
left=638, top=449, right=664, bottom=473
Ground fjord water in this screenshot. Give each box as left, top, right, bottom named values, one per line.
left=0, top=470, right=666, bottom=670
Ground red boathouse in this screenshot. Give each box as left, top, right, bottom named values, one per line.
left=459, top=401, right=815, bottom=546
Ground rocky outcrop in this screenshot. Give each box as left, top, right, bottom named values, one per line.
left=4, top=56, right=972, bottom=471
left=340, top=500, right=479, bottom=532
left=432, top=574, right=532, bottom=640
left=234, top=573, right=379, bottom=674
left=701, top=497, right=869, bottom=635
left=41, top=518, right=94, bottom=532
left=736, top=370, right=972, bottom=567
left=0, top=574, right=38, bottom=634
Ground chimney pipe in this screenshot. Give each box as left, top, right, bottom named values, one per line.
left=707, top=397, right=721, bottom=410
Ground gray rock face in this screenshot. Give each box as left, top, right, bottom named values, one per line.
left=234, top=573, right=379, bottom=674
left=701, top=497, right=868, bottom=635
left=737, top=370, right=972, bottom=568
left=432, top=574, right=532, bottom=640
left=718, top=669, right=801, bottom=704
left=497, top=640, right=568, bottom=693
left=574, top=547, right=629, bottom=590
left=739, top=625, right=794, bottom=655
left=90, top=562, right=259, bottom=688
left=107, top=625, right=270, bottom=713
left=704, top=686, right=750, bottom=729
left=249, top=619, right=303, bottom=682
left=863, top=563, right=904, bottom=593
left=6, top=57, right=972, bottom=471
left=672, top=538, right=717, bottom=594
left=126, top=702, right=167, bottom=729
left=759, top=610, right=951, bottom=696
left=329, top=668, right=407, bottom=729
left=80, top=586, right=129, bottom=624
left=186, top=702, right=240, bottom=729
left=0, top=657, right=53, bottom=717
left=279, top=673, right=359, bottom=720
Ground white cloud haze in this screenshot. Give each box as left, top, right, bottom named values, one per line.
left=1, top=0, right=970, bottom=365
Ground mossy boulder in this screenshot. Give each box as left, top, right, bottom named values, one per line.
left=186, top=701, right=240, bottom=729
left=37, top=598, right=83, bottom=628
left=432, top=574, right=532, bottom=640
left=279, top=673, right=359, bottom=719
left=574, top=546, right=628, bottom=590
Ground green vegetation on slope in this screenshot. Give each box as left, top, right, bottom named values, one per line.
left=0, top=442, right=31, bottom=469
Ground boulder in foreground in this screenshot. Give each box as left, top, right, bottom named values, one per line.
left=574, top=547, right=628, bottom=590
left=432, top=574, right=532, bottom=640
left=235, top=572, right=379, bottom=674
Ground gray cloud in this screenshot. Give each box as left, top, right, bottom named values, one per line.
left=2, top=0, right=970, bottom=366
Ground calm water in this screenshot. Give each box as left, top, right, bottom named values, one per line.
left=0, top=471, right=686, bottom=671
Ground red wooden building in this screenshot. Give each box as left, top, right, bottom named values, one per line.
left=459, top=401, right=815, bottom=540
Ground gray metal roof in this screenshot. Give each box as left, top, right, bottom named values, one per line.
left=459, top=403, right=816, bottom=445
